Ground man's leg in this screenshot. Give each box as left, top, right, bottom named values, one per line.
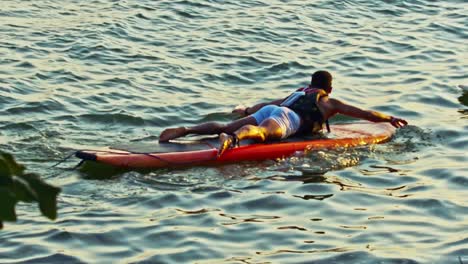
left=159, top=116, right=257, bottom=142
left=218, top=118, right=284, bottom=156
left=235, top=119, right=283, bottom=142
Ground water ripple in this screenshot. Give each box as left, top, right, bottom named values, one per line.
left=1, top=0, right=467, bottom=263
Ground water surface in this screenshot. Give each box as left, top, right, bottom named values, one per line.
left=0, top=0, right=467, bottom=263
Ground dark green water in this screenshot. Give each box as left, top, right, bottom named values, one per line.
left=0, top=1, right=467, bottom=263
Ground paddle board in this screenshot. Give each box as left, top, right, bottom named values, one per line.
left=75, top=122, right=395, bottom=169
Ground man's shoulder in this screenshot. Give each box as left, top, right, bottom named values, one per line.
left=318, top=96, right=341, bottom=107
left=296, top=86, right=306, bottom=92
left=325, top=97, right=343, bottom=105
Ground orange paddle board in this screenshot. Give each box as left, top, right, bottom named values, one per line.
left=75, top=122, right=395, bottom=169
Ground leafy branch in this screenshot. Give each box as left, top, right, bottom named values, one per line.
left=0, top=152, right=61, bottom=229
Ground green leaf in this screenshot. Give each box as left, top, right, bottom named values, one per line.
left=0, top=152, right=25, bottom=178
left=0, top=160, right=12, bottom=185
left=0, top=152, right=61, bottom=226
left=19, top=174, right=61, bottom=220
left=459, top=91, right=468, bottom=106
left=12, top=176, right=37, bottom=202
left=0, top=187, right=18, bottom=222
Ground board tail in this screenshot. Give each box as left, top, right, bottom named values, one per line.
left=75, top=151, right=97, bottom=161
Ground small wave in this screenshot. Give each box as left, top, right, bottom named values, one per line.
left=78, top=112, right=146, bottom=126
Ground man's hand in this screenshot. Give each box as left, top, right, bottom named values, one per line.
left=390, top=116, right=408, bottom=128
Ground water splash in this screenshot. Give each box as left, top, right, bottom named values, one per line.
left=275, top=125, right=435, bottom=176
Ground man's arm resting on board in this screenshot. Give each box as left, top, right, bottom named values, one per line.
left=330, top=98, right=408, bottom=128
left=232, top=98, right=284, bottom=116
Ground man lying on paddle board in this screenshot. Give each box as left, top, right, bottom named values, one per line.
left=159, top=70, right=408, bottom=156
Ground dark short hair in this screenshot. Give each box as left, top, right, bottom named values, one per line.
left=310, top=71, right=332, bottom=91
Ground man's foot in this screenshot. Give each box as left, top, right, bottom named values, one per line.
left=159, top=127, right=187, bottom=142
left=217, top=133, right=239, bottom=157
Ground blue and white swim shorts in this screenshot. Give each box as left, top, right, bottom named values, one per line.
left=251, top=105, right=301, bottom=139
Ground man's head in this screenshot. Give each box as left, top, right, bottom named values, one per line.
left=310, top=70, right=333, bottom=93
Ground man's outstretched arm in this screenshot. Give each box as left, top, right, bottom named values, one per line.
left=330, top=98, right=408, bottom=128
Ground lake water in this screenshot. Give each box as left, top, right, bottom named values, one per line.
left=0, top=1, right=467, bottom=263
